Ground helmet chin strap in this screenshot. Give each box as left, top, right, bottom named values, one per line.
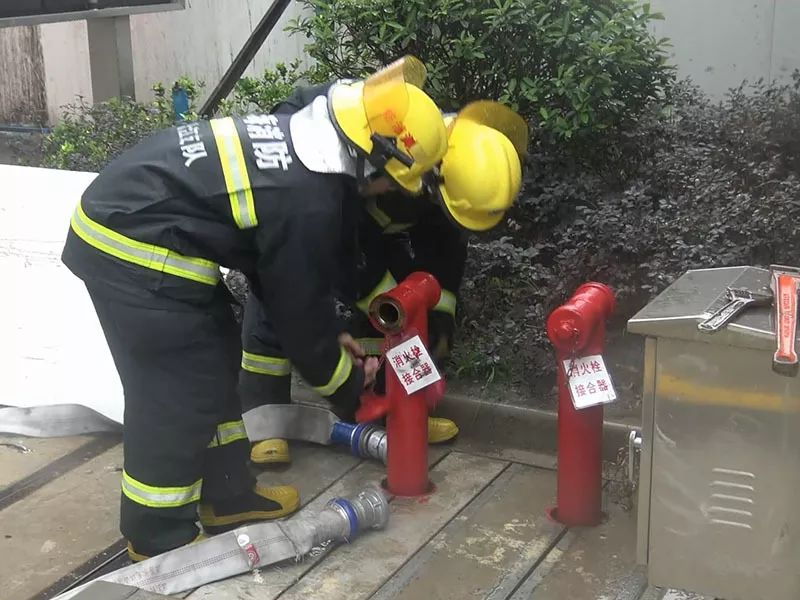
left=356, top=133, right=416, bottom=192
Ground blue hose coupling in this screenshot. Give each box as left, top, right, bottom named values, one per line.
left=327, top=485, right=390, bottom=541
left=330, top=422, right=388, bottom=463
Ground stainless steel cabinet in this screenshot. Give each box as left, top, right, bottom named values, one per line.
left=628, top=267, right=800, bottom=600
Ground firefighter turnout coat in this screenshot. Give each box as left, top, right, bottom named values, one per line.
left=62, top=112, right=366, bottom=410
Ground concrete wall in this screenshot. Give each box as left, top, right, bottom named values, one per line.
left=650, top=0, right=800, bottom=98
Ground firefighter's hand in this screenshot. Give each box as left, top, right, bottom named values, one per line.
left=363, top=357, right=380, bottom=388
left=338, top=333, right=365, bottom=360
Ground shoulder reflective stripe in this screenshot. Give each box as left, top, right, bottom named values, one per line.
left=241, top=351, right=292, bottom=376
left=121, top=470, right=202, bottom=508
left=356, top=271, right=397, bottom=313
left=365, top=198, right=391, bottom=228
left=71, top=203, right=220, bottom=285
left=313, top=346, right=354, bottom=397
left=356, top=337, right=384, bottom=356
left=208, top=420, right=249, bottom=448
left=210, top=117, right=258, bottom=229
left=433, top=289, right=457, bottom=316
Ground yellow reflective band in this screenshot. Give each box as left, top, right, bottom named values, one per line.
left=434, top=289, right=457, bottom=316
left=356, top=337, right=384, bottom=357
left=121, top=470, right=202, bottom=508
left=241, top=351, right=292, bottom=376
left=208, top=420, right=249, bottom=448
left=365, top=198, right=412, bottom=233
left=356, top=271, right=397, bottom=313
left=365, top=198, right=391, bottom=228
left=70, top=202, right=220, bottom=285
left=314, top=346, right=354, bottom=397
left=210, top=117, right=257, bottom=229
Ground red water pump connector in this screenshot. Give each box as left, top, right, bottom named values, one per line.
left=546, top=282, right=616, bottom=526
left=356, top=272, right=446, bottom=497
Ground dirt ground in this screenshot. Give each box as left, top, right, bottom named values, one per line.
left=0, top=132, right=44, bottom=167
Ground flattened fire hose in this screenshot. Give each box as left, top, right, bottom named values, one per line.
left=0, top=403, right=388, bottom=462
left=52, top=485, right=389, bottom=599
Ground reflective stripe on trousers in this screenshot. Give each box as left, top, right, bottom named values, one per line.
left=241, top=351, right=292, bottom=376
left=121, top=470, right=203, bottom=508
left=70, top=202, right=221, bottom=285
left=433, top=289, right=457, bottom=317
left=313, top=346, right=354, bottom=397
left=207, top=420, right=249, bottom=448
left=210, top=117, right=258, bottom=229
left=356, top=270, right=397, bottom=313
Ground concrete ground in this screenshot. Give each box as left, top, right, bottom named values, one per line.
left=0, top=430, right=709, bottom=600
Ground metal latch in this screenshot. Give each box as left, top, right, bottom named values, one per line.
left=628, top=429, right=642, bottom=486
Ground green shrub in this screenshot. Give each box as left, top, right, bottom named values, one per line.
left=41, top=81, right=199, bottom=172
left=453, top=76, right=800, bottom=385
left=218, top=60, right=313, bottom=115
left=289, top=0, right=675, bottom=141
left=41, top=65, right=312, bottom=172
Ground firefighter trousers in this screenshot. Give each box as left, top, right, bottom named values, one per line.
left=239, top=292, right=363, bottom=421
left=239, top=292, right=292, bottom=413
left=86, top=284, right=254, bottom=556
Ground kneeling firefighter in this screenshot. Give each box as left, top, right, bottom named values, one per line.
left=60, top=57, right=449, bottom=560
left=239, top=82, right=529, bottom=465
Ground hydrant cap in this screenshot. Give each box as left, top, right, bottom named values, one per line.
left=575, top=282, right=616, bottom=317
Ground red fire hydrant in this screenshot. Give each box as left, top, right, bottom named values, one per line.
left=356, top=272, right=446, bottom=496
left=546, top=282, right=616, bottom=527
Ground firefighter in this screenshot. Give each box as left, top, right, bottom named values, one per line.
left=240, top=84, right=529, bottom=465
left=60, top=57, right=450, bottom=561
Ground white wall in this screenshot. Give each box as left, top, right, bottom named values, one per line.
left=128, top=0, right=309, bottom=101
left=36, top=0, right=308, bottom=123
left=39, top=20, right=92, bottom=122
left=650, top=0, right=800, bottom=98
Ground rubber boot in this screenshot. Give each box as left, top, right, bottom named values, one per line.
left=198, top=484, right=300, bottom=534
left=127, top=533, right=208, bottom=563
left=250, top=439, right=291, bottom=464
left=428, top=417, right=459, bottom=444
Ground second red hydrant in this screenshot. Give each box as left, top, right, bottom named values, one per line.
left=547, top=282, right=616, bottom=527
left=356, top=272, right=446, bottom=497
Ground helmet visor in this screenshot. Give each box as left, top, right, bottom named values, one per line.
left=449, top=101, right=529, bottom=159
left=363, top=56, right=427, bottom=138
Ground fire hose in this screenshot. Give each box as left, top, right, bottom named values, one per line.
left=0, top=403, right=388, bottom=462
left=52, top=485, right=389, bottom=599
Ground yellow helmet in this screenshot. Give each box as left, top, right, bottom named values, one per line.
left=329, top=56, right=448, bottom=194
left=433, top=101, right=529, bottom=231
